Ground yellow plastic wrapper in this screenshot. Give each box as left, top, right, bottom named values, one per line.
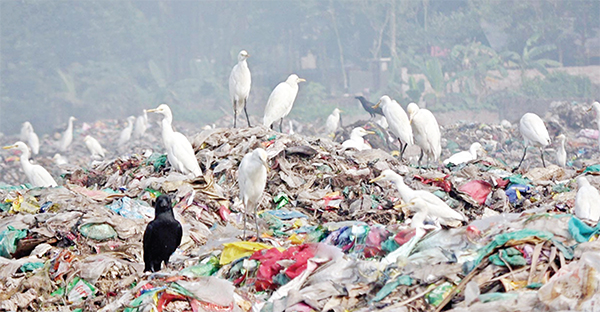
left=288, top=233, right=305, bottom=245
left=219, top=241, right=274, bottom=265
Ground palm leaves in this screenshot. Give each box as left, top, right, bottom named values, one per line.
left=503, top=33, right=562, bottom=77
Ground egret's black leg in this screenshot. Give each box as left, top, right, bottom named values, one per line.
left=233, top=107, right=238, bottom=128
left=279, top=118, right=284, bottom=133
left=243, top=100, right=251, bottom=127
left=516, top=146, right=528, bottom=170
left=418, top=149, right=424, bottom=168
left=540, top=147, right=546, bottom=167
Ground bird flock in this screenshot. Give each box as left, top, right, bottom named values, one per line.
left=2, top=47, right=600, bottom=272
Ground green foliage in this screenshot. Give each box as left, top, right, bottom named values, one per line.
left=406, top=76, right=425, bottom=103
left=520, top=72, right=594, bottom=98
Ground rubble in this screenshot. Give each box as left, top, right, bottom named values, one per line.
left=0, top=101, right=599, bottom=311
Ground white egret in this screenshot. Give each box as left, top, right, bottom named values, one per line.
left=263, top=74, right=305, bottom=131
left=574, top=176, right=600, bottom=222
left=592, top=101, right=600, bottom=151
left=374, top=96, right=413, bottom=160
left=59, top=116, right=76, bottom=152
left=341, top=127, right=374, bottom=151
left=238, top=148, right=269, bottom=239
left=229, top=50, right=252, bottom=128
left=325, top=108, right=342, bottom=135
left=407, top=103, right=441, bottom=166
left=147, top=104, right=202, bottom=177
left=517, top=112, right=551, bottom=169
left=21, top=122, right=40, bottom=155
left=118, top=116, right=136, bottom=147
left=3, top=142, right=57, bottom=187
left=84, top=135, right=105, bottom=158
left=443, top=142, right=485, bottom=166
left=399, top=197, right=466, bottom=228
left=555, top=134, right=567, bottom=167
left=20, top=122, right=30, bottom=142
left=133, top=109, right=149, bottom=140
left=370, top=170, right=465, bottom=225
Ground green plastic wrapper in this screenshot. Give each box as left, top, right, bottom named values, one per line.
left=274, top=193, right=290, bottom=209
left=181, top=256, right=220, bottom=277
left=79, top=223, right=117, bottom=241
left=0, top=226, right=28, bottom=258
left=19, top=262, right=45, bottom=272
left=489, top=247, right=527, bottom=266
left=425, top=282, right=454, bottom=306
left=583, top=164, right=600, bottom=173
left=371, top=275, right=413, bottom=302
left=504, top=174, right=533, bottom=186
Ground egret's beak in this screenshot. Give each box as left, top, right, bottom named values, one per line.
left=372, top=101, right=381, bottom=109
left=247, top=54, right=251, bottom=57
left=146, top=108, right=157, bottom=113
left=393, top=202, right=410, bottom=209
left=366, top=131, right=376, bottom=135
left=588, top=107, right=593, bottom=112
left=3, top=145, right=15, bottom=150
left=298, top=78, right=306, bottom=82
left=369, top=175, right=384, bottom=183
left=339, top=109, right=344, bottom=113
left=409, top=117, right=413, bottom=125
left=262, top=159, right=270, bottom=173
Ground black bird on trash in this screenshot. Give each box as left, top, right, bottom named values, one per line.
left=143, top=195, right=182, bottom=272
left=355, top=96, right=384, bottom=119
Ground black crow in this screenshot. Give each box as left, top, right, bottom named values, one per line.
left=143, top=195, right=182, bottom=272
left=355, top=96, right=384, bottom=119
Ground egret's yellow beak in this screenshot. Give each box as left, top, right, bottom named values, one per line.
left=393, top=202, right=410, bottom=209
left=3, top=145, right=15, bottom=150
left=369, top=175, right=384, bottom=183
left=262, top=159, right=270, bottom=173
left=339, top=109, right=344, bottom=113
left=298, top=78, right=306, bottom=82
left=146, top=108, right=157, bottom=113
left=366, top=131, right=376, bottom=135
left=588, top=107, right=593, bottom=112
left=372, top=101, right=381, bottom=109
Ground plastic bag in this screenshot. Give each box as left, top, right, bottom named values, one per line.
left=0, top=226, right=28, bottom=258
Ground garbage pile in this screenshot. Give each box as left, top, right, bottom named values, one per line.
left=1, top=101, right=599, bottom=312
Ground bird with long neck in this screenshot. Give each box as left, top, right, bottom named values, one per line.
left=373, top=95, right=413, bottom=160
left=555, top=134, right=567, bottom=167
left=147, top=104, right=202, bottom=177
left=230, top=50, right=252, bottom=128
left=407, top=103, right=441, bottom=166
left=516, top=112, right=551, bottom=169
left=263, top=74, right=305, bottom=132
left=443, top=142, right=485, bottom=166
left=59, top=116, right=76, bottom=152
left=3, top=141, right=57, bottom=187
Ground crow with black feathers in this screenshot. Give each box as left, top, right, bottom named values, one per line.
left=355, top=96, right=384, bottom=119
left=143, top=195, right=182, bottom=272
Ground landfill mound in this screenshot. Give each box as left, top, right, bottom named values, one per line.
left=1, top=101, right=600, bottom=312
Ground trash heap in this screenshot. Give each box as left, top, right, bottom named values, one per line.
left=1, top=101, right=599, bottom=312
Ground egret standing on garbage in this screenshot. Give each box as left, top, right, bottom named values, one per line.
left=238, top=148, right=269, bottom=240
left=143, top=195, right=182, bottom=272
left=59, top=116, right=76, bottom=152
left=325, top=108, right=342, bottom=135
left=370, top=170, right=465, bottom=225
left=84, top=135, right=105, bottom=158
left=399, top=197, right=466, bottom=228
left=374, top=96, right=413, bottom=160
left=341, top=127, right=374, bottom=151
left=555, top=134, right=567, bottom=167
left=229, top=50, right=252, bottom=128
left=3, top=141, right=57, bottom=187
left=21, top=122, right=40, bottom=155
left=443, top=142, right=485, bottom=166
left=407, top=103, right=441, bottom=166
left=147, top=104, right=202, bottom=177
left=574, top=176, right=600, bottom=222
left=263, top=74, right=305, bottom=132
left=118, top=116, right=136, bottom=147
left=517, top=112, right=551, bottom=169
left=133, top=109, right=149, bottom=140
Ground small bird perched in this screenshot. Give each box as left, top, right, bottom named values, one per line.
left=21, top=122, right=40, bottom=155
left=373, top=96, right=413, bottom=160
left=370, top=170, right=463, bottom=224
left=59, top=116, right=76, bottom=152
left=147, top=104, right=202, bottom=177
left=325, top=108, right=342, bottom=135
left=407, top=103, right=441, bottom=166
left=341, top=127, right=374, bottom=151
left=400, top=197, right=466, bottom=228
left=238, top=148, right=269, bottom=240
left=355, top=96, right=384, bottom=119
left=574, top=176, right=600, bottom=222
left=133, top=109, right=149, bottom=140
left=229, top=50, right=252, bottom=128
left=555, top=134, right=567, bottom=167
left=143, top=195, right=182, bottom=272
left=118, top=116, right=136, bottom=147
left=3, top=141, right=57, bottom=187
left=263, top=74, right=306, bottom=132
left=84, top=135, right=105, bottom=158
left=53, top=153, right=68, bottom=166
left=443, top=142, right=485, bottom=166
left=516, top=112, right=551, bottom=169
